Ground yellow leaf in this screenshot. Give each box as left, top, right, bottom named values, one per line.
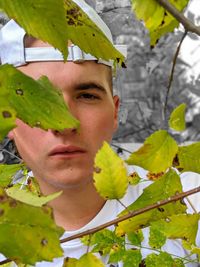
left=94, top=142, right=128, bottom=200
left=169, top=103, right=186, bottom=132
left=126, top=130, right=178, bottom=173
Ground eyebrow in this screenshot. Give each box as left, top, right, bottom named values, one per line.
left=74, top=82, right=107, bottom=93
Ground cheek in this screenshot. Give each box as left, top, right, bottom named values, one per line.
left=12, top=120, right=46, bottom=160
left=80, top=107, right=116, bottom=142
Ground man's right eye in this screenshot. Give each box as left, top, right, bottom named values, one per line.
left=77, top=93, right=100, bottom=101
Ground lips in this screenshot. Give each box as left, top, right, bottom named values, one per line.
left=49, top=145, right=86, bottom=157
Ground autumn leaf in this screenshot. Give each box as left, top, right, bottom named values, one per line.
left=177, top=142, right=200, bottom=173
left=116, top=169, right=186, bottom=235
left=169, top=103, right=186, bottom=132
left=0, top=64, right=79, bottom=140
left=0, top=0, right=124, bottom=64
left=126, top=130, right=178, bottom=173
left=0, top=188, right=64, bottom=265
left=132, top=0, right=189, bottom=46
left=94, top=142, right=128, bottom=200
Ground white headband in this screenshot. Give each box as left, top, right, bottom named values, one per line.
left=0, top=1, right=127, bottom=67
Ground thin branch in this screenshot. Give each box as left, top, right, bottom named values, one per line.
left=1, top=186, right=200, bottom=266
left=163, top=30, right=188, bottom=120
left=60, top=185, right=200, bottom=243
left=155, top=0, right=200, bottom=36
left=186, top=197, right=198, bottom=213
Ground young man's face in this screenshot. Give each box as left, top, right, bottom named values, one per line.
left=9, top=58, right=119, bottom=193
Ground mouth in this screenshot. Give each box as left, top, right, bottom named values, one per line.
left=49, top=145, right=86, bottom=158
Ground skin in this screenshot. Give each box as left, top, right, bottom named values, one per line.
left=9, top=47, right=119, bottom=230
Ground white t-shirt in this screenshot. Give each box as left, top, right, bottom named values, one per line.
left=1, top=167, right=200, bottom=266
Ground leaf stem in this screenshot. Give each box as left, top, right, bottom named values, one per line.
left=155, top=0, right=200, bottom=36
left=163, top=30, right=188, bottom=122
left=1, top=186, right=200, bottom=266
left=125, top=243, right=198, bottom=264
left=60, top=186, right=200, bottom=244
left=117, top=199, right=130, bottom=214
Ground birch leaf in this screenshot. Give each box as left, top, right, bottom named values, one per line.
left=76, top=253, right=104, bottom=267
left=0, top=64, right=79, bottom=140
left=169, top=103, right=186, bottom=131
left=6, top=184, right=62, bottom=207
left=145, top=252, right=175, bottom=267
left=63, top=258, right=78, bottom=267
left=0, top=188, right=64, bottom=265
left=116, top=169, right=186, bottom=235
left=0, top=164, right=24, bottom=187
left=132, top=0, right=189, bottom=46
left=122, top=250, right=142, bottom=267
left=126, top=130, right=178, bottom=173
left=149, top=214, right=200, bottom=249
left=0, top=0, right=124, bottom=64
left=94, top=142, right=128, bottom=200
left=177, top=142, right=200, bottom=173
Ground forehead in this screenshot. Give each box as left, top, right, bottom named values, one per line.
left=18, top=60, right=112, bottom=90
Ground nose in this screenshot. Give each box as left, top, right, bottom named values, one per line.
left=49, top=127, right=78, bottom=136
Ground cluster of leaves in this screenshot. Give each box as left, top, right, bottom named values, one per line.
left=0, top=0, right=200, bottom=266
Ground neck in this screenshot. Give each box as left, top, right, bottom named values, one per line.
left=37, top=180, right=106, bottom=231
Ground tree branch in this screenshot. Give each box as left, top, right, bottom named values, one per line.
left=60, top=185, right=200, bottom=243
left=155, top=0, right=200, bottom=36
left=1, top=186, right=200, bottom=266
left=163, top=30, right=188, bottom=121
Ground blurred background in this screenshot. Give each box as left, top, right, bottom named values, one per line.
left=1, top=0, right=200, bottom=163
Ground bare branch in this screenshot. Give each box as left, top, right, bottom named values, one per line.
left=60, top=185, right=200, bottom=243
left=155, top=0, right=200, bottom=36
left=163, top=30, right=188, bottom=121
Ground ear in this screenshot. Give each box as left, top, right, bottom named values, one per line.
left=113, top=95, right=120, bottom=131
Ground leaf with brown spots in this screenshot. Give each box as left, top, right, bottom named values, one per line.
left=0, top=64, right=79, bottom=140
left=0, top=187, right=64, bottom=265
left=132, top=0, right=189, bottom=46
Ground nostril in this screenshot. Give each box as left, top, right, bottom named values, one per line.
left=51, top=128, right=77, bottom=135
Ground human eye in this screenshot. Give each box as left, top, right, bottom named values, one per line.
left=77, top=92, right=101, bottom=101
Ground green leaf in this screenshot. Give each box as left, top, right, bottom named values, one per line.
left=177, top=142, right=200, bottom=173
left=0, top=0, right=124, bottom=64
left=116, top=169, right=186, bottom=235
left=0, top=105, right=16, bottom=141
left=6, top=184, right=62, bottom=207
left=122, top=249, right=142, bottom=267
left=0, top=64, right=79, bottom=140
left=128, top=172, right=142, bottom=185
left=94, top=142, right=128, bottom=200
left=63, top=258, right=78, bottom=267
left=0, top=164, right=24, bottom=187
left=150, top=214, right=200, bottom=247
left=126, top=130, right=178, bottom=173
left=127, top=230, right=144, bottom=246
left=169, top=103, right=186, bottom=131
left=145, top=252, right=174, bottom=267
left=0, top=188, right=64, bottom=265
left=76, top=253, right=104, bottom=267
left=132, top=0, right=189, bottom=46
left=149, top=225, right=166, bottom=248
left=81, top=229, right=125, bottom=257
left=63, top=0, right=125, bottom=65
left=0, top=0, right=69, bottom=59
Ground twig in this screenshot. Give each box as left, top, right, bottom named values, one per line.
left=155, top=0, right=200, bottom=36
left=186, top=197, right=198, bottom=214
left=0, top=259, right=12, bottom=265
left=163, top=30, right=188, bottom=121
left=1, top=186, right=200, bottom=266
left=60, top=185, right=200, bottom=243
